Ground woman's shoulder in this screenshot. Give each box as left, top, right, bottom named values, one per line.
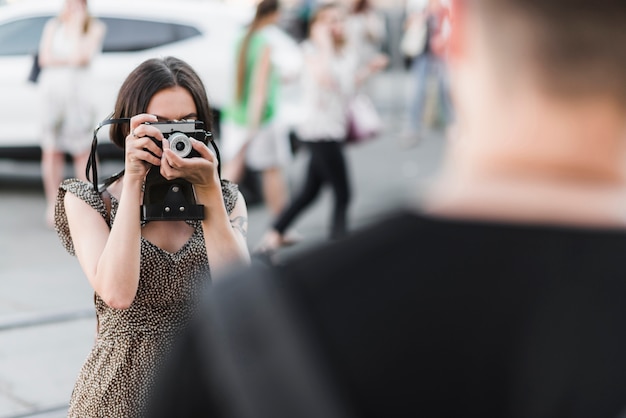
left=55, top=178, right=108, bottom=255
left=250, top=30, right=273, bottom=52
left=60, top=178, right=98, bottom=198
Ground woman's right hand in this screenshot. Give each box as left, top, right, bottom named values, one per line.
left=124, top=114, right=161, bottom=182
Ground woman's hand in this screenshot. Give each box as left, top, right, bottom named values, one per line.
left=160, top=137, right=221, bottom=192
left=125, top=114, right=161, bottom=182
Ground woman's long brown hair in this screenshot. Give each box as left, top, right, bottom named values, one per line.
left=235, top=0, right=279, bottom=102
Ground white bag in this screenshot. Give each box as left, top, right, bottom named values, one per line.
left=400, top=15, right=427, bottom=58
left=346, top=93, right=382, bottom=145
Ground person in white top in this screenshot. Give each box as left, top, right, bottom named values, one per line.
left=38, top=0, right=106, bottom=228
left=256, top=1, right=387, bottom=254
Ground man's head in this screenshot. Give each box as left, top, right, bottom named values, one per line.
left=448, top=0, right=626, bottom=118
left=456, top=0, right=625, bottom=99
left=444, top=0, right=626, bottom=177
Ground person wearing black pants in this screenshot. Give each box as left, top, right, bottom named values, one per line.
left=255, top=3, right=386, bottom=254
left=274, top=140, right=350, bottom=241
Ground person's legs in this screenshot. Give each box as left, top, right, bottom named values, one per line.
left=72, top=149, right=91, bottom=183
left=435, top=58, right=454, bottom=130
left=405, top=54, right=432, bottom=139
left=246, top=121, right=291, bottom=215
left=41, top=149, right=65, bottom=227
left=272, top=144, right=324, bottom=235
left=256, top=143, right=325, bottom=253
left=316, top=142, right=351, bottom=239
left=220, top=122, right=251, bottom=184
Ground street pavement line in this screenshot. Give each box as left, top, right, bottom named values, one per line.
left=0, top=309, right=94, bottom=332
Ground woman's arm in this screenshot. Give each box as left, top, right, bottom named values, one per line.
left=199, top=187, right=250, bottom=278
left=160, top=137, right=251, bottom=277
left=38, top=19, right=63, bottom=67
left=74, top=19, right=106, bottom=66
left=65, top=176, right=145, bottom=310
left=66, top=114, right=163, bottom=309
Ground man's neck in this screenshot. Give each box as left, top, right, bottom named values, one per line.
left=422, top=96, right=626, bottom=227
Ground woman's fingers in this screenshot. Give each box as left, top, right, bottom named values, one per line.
left=129, top=114, right=158, bottom=138
left=160, top=138, right=219, bottom=184
left=127, top=114, right=164, bottom=167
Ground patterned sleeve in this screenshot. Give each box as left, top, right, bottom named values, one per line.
left=54, top=178, right=109, bottom=256
left=221, top=179, right=240, bottom=215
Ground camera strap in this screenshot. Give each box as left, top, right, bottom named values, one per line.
left=86, top=116, right=130, bottom=193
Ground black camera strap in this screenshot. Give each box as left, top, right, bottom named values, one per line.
left=87, top=116, right=130, bottom=193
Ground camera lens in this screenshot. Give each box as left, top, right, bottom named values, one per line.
left=169, top=132, right=193, bottom=158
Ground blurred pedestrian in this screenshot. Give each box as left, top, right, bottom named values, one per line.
left=147, top=0, right=626, bottom=417
left=54, top=56, right=250, bottom=417
left=220, top=0, right=291, bottom=219
left=401, top=0, right=453, bottom=147
left=255, top=1, right=387, bottom=254
left=38, top=0, right=105, bottom=228
left=344, top=0, right=388, bottom=69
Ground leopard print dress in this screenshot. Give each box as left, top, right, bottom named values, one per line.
left=55, top=178, right=239, bottom=418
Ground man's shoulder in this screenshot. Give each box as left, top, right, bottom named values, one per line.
left=216, top=209, right=424, bottom=293
left=284, top=209, right=425, bottom=270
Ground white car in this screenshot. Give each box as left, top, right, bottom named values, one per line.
left=0, top=0, right=255, bottom=159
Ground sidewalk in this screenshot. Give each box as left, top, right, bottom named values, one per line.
left=0, top=68, right=448, bottom=418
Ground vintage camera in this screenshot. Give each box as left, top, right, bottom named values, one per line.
left=148, top=120, right=207, bottom=158
left=141, top=120, right=212, bottom=222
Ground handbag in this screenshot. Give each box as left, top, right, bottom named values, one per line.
left=346, top=93, right=382, bottom=145
left=400, top=15, right=427, bottom=58
left=27, top=53, right=41, bottom=84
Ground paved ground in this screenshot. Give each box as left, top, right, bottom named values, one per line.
left=0, top=68, right=449, bottom=417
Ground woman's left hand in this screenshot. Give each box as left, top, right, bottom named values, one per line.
left=159, top=137, right=220, bottom=191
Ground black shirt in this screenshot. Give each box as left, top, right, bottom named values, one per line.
left=148, top=210, right=626, bottom=418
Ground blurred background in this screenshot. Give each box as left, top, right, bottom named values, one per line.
left=0, top=0, right=448, bottom=417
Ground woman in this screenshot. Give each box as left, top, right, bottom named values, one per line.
left=54, top=56, right=250, bottom=417
left=256, top=2, right=387, bottom=253
left=220, top=0, right=290, bottom=218
left=38, top=0, right=106, bottom=227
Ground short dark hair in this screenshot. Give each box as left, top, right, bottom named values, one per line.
left=109, top=56, right=213, bottom=148
left=475, top=0, right=626, bottom=103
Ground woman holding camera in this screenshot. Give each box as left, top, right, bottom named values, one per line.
left=54, top=56, right=250, bottom=417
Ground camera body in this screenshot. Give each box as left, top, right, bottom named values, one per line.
left=141, top=120, right=211, bottom=222
left=147, top=120, right=207, bottom=158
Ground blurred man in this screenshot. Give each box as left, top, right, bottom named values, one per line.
left=147, top=1, right=626, bottom=417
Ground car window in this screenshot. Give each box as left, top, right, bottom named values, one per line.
left=0, top=15, right=201, bottom=56
left=100, top=17, right=201, bottom=52
left=0, top=15, right=50, bottom=55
